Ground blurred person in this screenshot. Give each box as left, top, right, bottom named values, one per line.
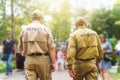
left=16, top=50, right=25, bottom=71
left=0, top=43, right=2, bottom=60
left=67, top=17, right=103, bottom=80
left=2, top=32, right=16, bottom=79
left=61, top=41, right=68, bottom=69
left=56, top=48, right=64, bottom=71
left=64, top=39, right=69, bottom=58
left=114, top=39, right=120, bottom=56
left=18, top=10, right=56, bottom=80
left=15, top=25, right=26, bottom=71
left=63, top=39, right=69, bottom=69
left=99, top=34, right=112, bottom=80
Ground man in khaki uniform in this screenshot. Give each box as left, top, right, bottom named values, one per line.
left=19, top=10, right=56, bottom=80
left=67, top=18, right=103, bottom=80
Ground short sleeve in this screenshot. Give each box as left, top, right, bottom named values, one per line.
left=47, top=29, right=55, bottom=49
left=96, top=34, right=103, bottom=63
left=3, top=40, right=6, bottom=45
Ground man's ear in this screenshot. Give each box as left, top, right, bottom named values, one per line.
left=39, top=17, right=44, bottom=23
left=75, top=23, right=78, bottom=28
left=85, top=22, right=87, bottom=26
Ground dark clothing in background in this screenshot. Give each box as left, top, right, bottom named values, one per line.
left=16, top=53, right=25, bottom=69
left=3, top=40, right=15, bottom=54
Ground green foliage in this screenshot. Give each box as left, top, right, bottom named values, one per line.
left=49, top=0, right=71, bottom=42
left=89, top=0, right=120, bottom=39
left=110, top=73, right=120, bottom=80
left=0, top=0, right=120, bottom=42
left=0, top=61, right=6, bottom=72
left=89, top=8, right=111, bottom=34
left=0, top=0, right=52, bottom=41
left=109, top=36, right=118, bottom=49
left=0, top=61, right=16, bottom=73
left=109, top=37, right=118, bottom=65
left=111, top=54, right=118, bottom=65
left=73, top=7, right=88, bottom=19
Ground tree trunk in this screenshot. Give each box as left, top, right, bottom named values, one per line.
left=11, top=0, right=14, bottom=39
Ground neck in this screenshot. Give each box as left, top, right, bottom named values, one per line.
left=7, top=38, right=11, bottom=40
left=77, top=26, right=86, bottom=29
left=33, top=19, right=42, bottom=23
left=33, top=20, right=40, bottom=22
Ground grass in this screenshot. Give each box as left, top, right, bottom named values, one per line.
left=110, top=67, right=120, bottom=80
left=110, top=73, right=120, bottom=80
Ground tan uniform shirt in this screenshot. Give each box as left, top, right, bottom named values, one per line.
left=67, top=28, right=103, bottom=70
left=19, top=21, right=55, bottom=55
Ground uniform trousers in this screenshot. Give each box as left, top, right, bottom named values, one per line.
left=24, top=55, right=51, bottom=80
left=73, top=59, right=98, bottom=80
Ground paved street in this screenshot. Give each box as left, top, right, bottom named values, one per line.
left=0, top=70, right=72, bottom=80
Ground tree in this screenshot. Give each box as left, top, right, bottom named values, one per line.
left=49, top=0, right=71, bottom=42
left=88, top=6, right=120, bottom=39
left=0, top=0, right=8, bottom=41
left=88, top=8, right=110, bottom=34
left=111, top=0, right=120, bottom=39
left=8, top=0, right=51, bottom=40
left=73, top=7, right=88, bottom=19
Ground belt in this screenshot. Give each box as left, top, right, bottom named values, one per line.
left=28, top=53, right=48, bottom=56
left=75, top=58, right=95, bottom=61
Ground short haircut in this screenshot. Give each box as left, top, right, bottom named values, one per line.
left=6, top=32, right=11, bottom=36
left=99, top=34, right=105, bottom=38
left=75, top=17, right=87, bottom=26
left=99, top=33, right=106, bottom=42
left=32, top=10, right=43, bottom=20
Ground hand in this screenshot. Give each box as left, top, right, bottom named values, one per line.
left=69, top=69, right=75, bottom=78
left=2, top=54, right=4, bottom=58
left=96, top=62, right=99, bottom=67
left=2, top=54, right=5, bottom=61
left=14, top=53, right=16, bottom=57
left=64, top=55, right=67, bottom=59
left=21, top=53, right=25, bottom=57
left=50, top=63, right=55, bottom=72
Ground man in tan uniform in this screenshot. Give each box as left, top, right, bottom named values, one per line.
left=19, top=10, right=56, bottom=80
left=67, top=18, right=103, bottom=80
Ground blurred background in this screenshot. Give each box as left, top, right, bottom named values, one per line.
left=0, top=0, right=120, bottom=42
left=0, top=0, right=120, bottom=80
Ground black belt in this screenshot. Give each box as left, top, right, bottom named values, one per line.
left=75, top=58, right=95, bottom=61
left=28, top=53, right=48, bottom=56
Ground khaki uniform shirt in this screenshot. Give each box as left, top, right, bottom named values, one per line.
left=67, top=28, right=103, bottom=70
left=19, top=21, right=55, bottom=55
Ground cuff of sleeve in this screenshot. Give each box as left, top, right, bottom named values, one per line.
left=67, top=65, right=73, bottom=70
left=49, top=43, right=56, bottom=49
left=97, top=58, right=102, bottom=63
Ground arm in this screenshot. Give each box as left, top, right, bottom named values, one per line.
left=67, top=35, right=76, bottom=70
left=18, top=31, right=24, bottom=56
left=49, top=47, right=56, bottom=64
left=104, top=42, right=112, bottom=53
left=47, top=29, right=56, bottom=70
left=113, top=45, right=117, bottom=54
left=2, top=44, right=5, bottom=58
left=13, top=43, right=17, bottom=56
left=64, top=40, right=68, bottom=55
left=67, top=35, right=76, bottom=77
left=96, top=35, right=103, bottom=63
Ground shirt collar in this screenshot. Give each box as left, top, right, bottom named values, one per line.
left=32, top=20, right=40, bottom=23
